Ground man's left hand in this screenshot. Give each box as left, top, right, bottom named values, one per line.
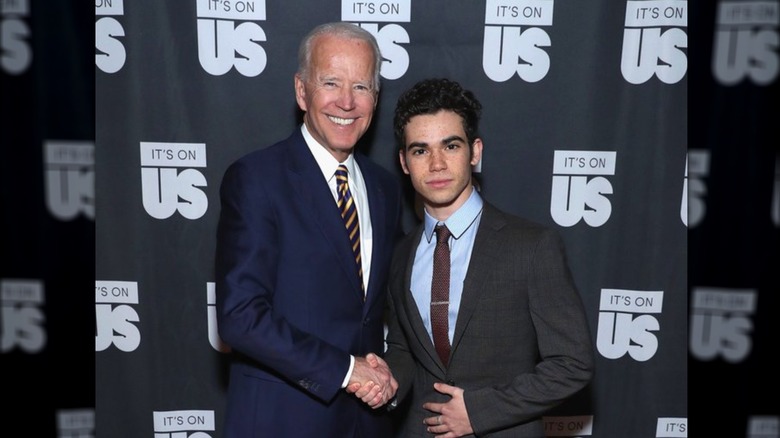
left=422, top=382, right=473, bottom=437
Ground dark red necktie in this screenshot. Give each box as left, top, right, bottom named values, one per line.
left=431, top=224, right=451, bottom=366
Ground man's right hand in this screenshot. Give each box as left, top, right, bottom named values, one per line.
left=346, top=353, right=397, bottom=409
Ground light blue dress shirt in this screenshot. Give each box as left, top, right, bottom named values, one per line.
left=411, top=187, right=483, bottom=345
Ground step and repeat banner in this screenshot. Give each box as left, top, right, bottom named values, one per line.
left=94, top=1, right=688, bottom=436
left=1, top=0, right=777, bottom=437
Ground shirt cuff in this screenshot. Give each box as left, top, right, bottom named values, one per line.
left=341, top=355, right=355, bottom=388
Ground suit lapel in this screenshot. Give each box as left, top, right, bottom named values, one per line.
left=451, top=204, right=505, bottom=354
left=356, top=154, right=386, bottom=312
left=287, top=132, right=365, bottom=300
left=401, top=226, right=448, bottom=373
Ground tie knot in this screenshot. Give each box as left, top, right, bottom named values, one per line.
left=336, top=164, right=348, bottom=178
left=435, top=224, right=451, bottom=242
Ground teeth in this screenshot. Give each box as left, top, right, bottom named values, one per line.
left=329, top=116, right=355, bottom=126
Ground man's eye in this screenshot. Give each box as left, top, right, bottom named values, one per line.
left=354, top=85, right=375, bottom=96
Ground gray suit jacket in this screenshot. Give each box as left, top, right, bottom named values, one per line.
left=384, top=202, right=594, bottom=437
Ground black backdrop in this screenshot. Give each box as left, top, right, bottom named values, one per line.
left=1, top=1, right=95, bottom=436
left=1, top=1, right=778, bottom=437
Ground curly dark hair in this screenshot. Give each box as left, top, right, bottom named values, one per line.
left=393, top=78, right=482, bottom=150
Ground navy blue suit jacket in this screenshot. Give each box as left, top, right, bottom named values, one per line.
left=215, top=128, right=402, bottom=437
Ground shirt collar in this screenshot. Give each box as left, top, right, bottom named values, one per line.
left=301, top=124, right=355, bottom=181
left=423, top=187, right=484, bottom=242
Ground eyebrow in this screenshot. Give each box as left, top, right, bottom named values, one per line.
left=407, top=140, right=428, bottom=149
left=441, top=135, right=466, bottom=144
left=407, top=135, right=466, bottom=150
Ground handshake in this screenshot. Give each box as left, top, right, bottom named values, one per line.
left=346, top=353, right=397, bottom=409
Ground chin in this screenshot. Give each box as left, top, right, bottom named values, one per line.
left=427, top=197, right=456, bottom=208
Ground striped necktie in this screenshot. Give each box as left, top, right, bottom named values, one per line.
left=335, top=164, right=363, bottom=292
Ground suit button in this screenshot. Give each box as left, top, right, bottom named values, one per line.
left=447, top=380, right=455, bottom=385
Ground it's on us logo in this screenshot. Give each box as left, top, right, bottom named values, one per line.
left=342, top=0, right=412, bottom=80
left=1, top=278, right=46, bottom=354
left=483, top=0, right=554, bottom=83
left=1, top=0, right=32, bottom=75
left=196, top=0, right=267, bottom=76
left=96, top=0, right=126, bottom=74
left=140, top=142, right=208, bottom=220
left=621, top=0, right=688, bottom=84
left=95, top=280, right=141, bottom=352
left=597, top=288, right=663, bottom=362
left=154, top=410, right=215, bottom=438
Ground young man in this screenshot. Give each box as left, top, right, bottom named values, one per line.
left=380, top=78, right=594, bottom=437
left=215, top=22, right=402, bottom=437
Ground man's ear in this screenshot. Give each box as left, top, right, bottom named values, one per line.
left=398, top=149, right=410, bottom=175
left=294, top=74, right=307, bottom=111
left=471, top=138, right=483, bottom=166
